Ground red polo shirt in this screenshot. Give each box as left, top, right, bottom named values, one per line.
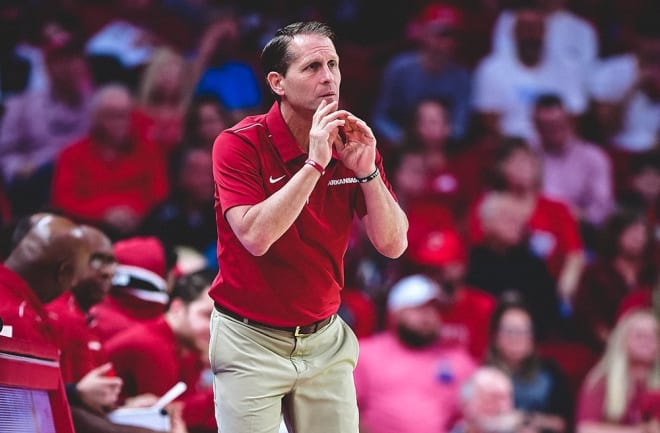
left=211, top=102, right=396, bottom=327
left=46, top=292, right=108, bottom=383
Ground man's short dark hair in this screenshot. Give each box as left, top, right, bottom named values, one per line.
left=170, top=268, right=216, bottom=305
left=534, top=93, right=564, bottom=110
left=260, top=21, right=335, bottom=77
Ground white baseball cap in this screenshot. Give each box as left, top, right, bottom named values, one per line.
left=387, top=274, right=441, bottom=312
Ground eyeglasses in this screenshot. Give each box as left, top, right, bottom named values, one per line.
left=89, top=254, right=117, bottom=271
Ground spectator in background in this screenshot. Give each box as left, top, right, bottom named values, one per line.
left=465, top=191, right=560, bottom=340
left=618, top=151, right=660, bottom=236
left=354, top=274, right=476, bottom=433
left=139, top=147, right=216, bottom=254
left=589, top=8, right=660, bottom=153
left=533, top=94, right=614, bottom=228
left=406, top=227, right=496, bottom=361
left=573, top=210, right=657, bottom=352
left=132, top=47, right=192, bottom=157
left=450, top=367, right=526, bottom=433
left=0, top=37, right=93, bottom=217
left=468, top=137, right=585, bottom=307
left=576, top=309, right=660, bottom=433
left=473, top=3, right=587, bottom=141
left=182, top=94, right=231, bottom=150
left=372, top=3, right=471, bottom=147
left=409, top=98, right=486, bottom=219
left=193, top=13, right=263, bottom=123
left=50, top=84, right=169, bottom=237
left=92, top=236, right=177, bottom=342
left=106, top=269, right=217, bottom=433
left=386, top=141, right=457, bottom=235
left=491, top=0, right=599, bottom=84
left=486, top=296, right=572, bottom=433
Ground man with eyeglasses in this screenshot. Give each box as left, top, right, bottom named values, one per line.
left=46, top=225, right=181, bottom=433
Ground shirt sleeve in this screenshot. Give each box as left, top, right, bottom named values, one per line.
left=212, top=130, right=267, bottom=215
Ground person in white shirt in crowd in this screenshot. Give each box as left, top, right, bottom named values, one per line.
left=491, top=0, right=598, bottom=85
left=589, top=8, right=660, bottom=153
left=472, top=1, right=587, bottom=141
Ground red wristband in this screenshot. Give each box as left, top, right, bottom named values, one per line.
left=305, top=159, right=325, bottom=176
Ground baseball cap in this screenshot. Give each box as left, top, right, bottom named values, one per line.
left=387, top=274, right=441, bottom=312
left=408, top=229, right=466, bottom=267
left=418, top=3, right=464, bottom=29
left=112, top=236, right=168, bottom=296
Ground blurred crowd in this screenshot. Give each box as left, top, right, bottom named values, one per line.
left=0, top=0, right=659, bottom=432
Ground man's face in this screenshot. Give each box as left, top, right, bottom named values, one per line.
left=534, top=106, right=572, bottom=152
left=94, top=92, right=133, bottom=146
left=72, top=231, right=115, bottom=311
left=272, top=34, right=341, bottom=113
left=393, top=302, right=441, bottom=348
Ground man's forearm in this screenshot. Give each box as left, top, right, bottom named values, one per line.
left=227, top=164, right=322, bottom=256
left=360, top=176, right=408, bottom=258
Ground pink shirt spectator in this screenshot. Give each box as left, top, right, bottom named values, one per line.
left=539, top=138, right=614, bottom=225
left=354, top=332, right=476, bottom=433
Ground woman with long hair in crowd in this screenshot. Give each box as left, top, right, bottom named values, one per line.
left=486, top=294, right=572, bottom=433
left=576, top=309, right=660, bottom=433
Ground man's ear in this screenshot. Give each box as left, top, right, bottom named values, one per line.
left=56, top=260, right=76, bottom=289
left=267, top=71, right=285, bottom=97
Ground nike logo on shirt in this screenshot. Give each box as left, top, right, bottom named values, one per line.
left=269, top=175, right=286, bottom=184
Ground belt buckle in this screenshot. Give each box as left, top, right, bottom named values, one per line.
left=294, top=326, right=304, bottom=337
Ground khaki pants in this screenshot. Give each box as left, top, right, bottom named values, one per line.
left=209, top=309, right=359, bottom=433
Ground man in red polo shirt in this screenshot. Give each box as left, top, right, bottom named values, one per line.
left=0, top=213, right=91, bottom=433
left=210, top=21, right=408, bottom=433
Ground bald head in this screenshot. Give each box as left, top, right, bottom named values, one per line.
left=5, top=214, right=90, bottom=303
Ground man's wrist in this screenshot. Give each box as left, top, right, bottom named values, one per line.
left=356, top=167, right=380, bottom=183
left=304, top=159, right=326, bottom=175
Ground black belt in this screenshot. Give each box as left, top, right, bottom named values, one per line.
left=214, top=303, right=333, bottom=336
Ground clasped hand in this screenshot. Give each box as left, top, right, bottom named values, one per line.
left=308, top=100, right=376, bottom=177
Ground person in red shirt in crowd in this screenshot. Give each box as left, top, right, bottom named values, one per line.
left=408, top=98, right=490, bottom=221
left=573, top=210, right=657, bottom=352
left=576, top=309, right=660, bottom=433
left=51, top=84, right=169, bottom=237
left=0, top=213, right=91, bottom=433
left=45, top=224, right=183, bottom=433
left=106, top=269, right=216, bottom=433
left=405, top=226, right=496, bottom=361
left=468, top=137, right=585, bottom=309
left=132, top=47, right=192, bottom=157
left=210, top=21, right=408, bottom=433
left=92, top=236, right=177, bottom=343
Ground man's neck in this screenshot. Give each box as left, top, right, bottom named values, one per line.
left=280, top=101, right=312, bottom=153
